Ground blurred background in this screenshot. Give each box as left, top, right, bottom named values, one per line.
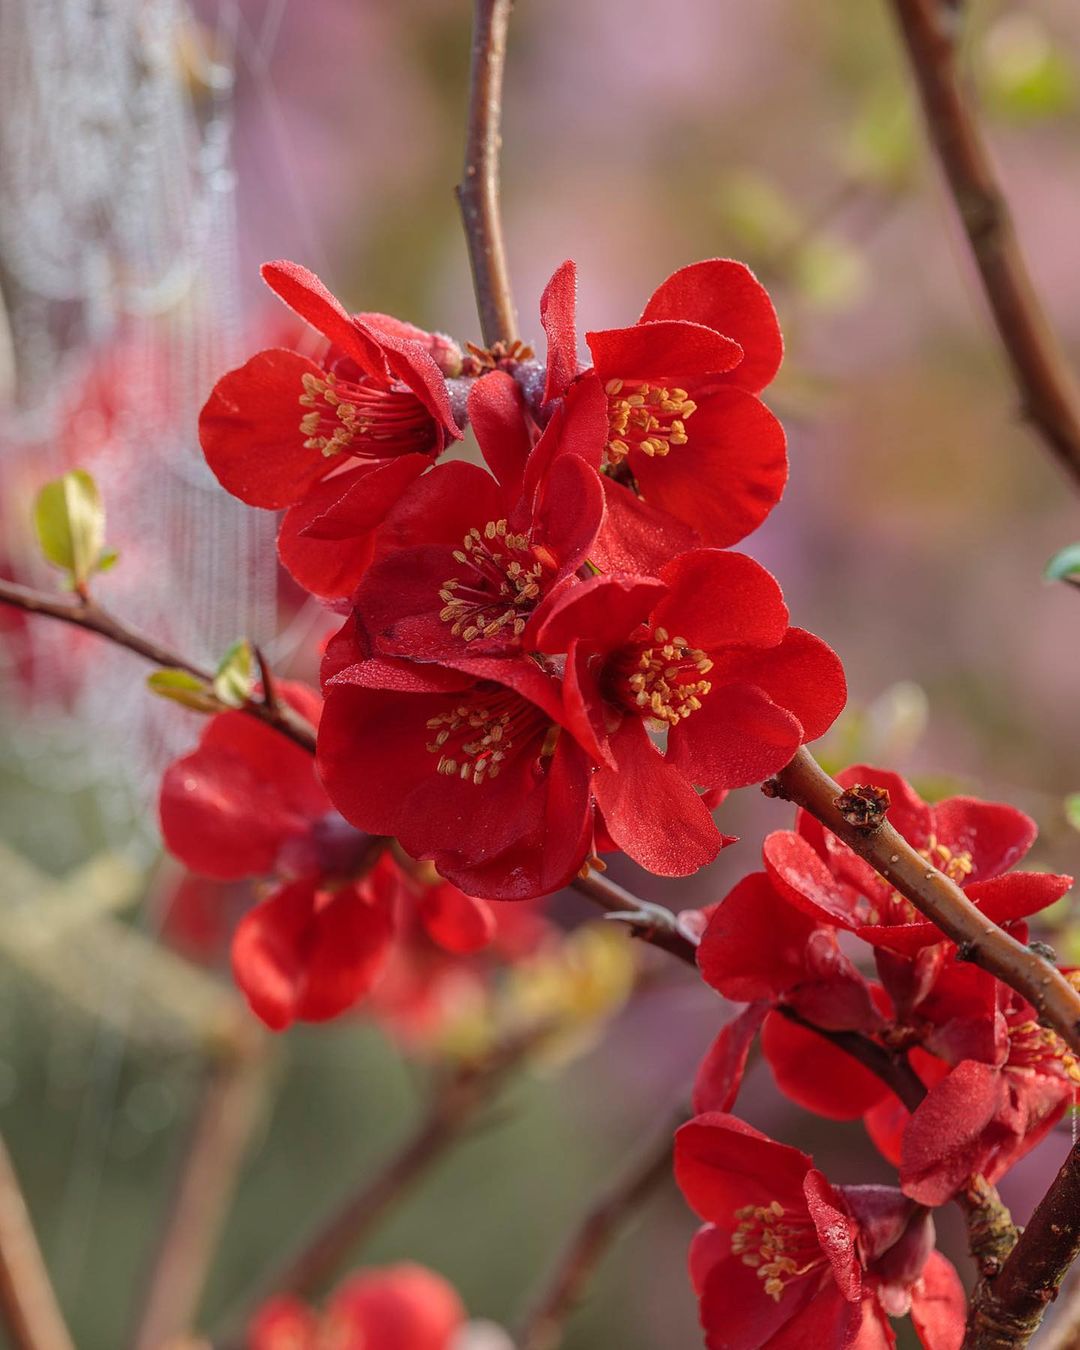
left=2, top=0, right=1080, bottom=1346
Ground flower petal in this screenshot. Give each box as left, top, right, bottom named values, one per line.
left=930, top=797, right=1037, bottom=882
left=631, top=387, right=787, bottom=547
left=667, top=682, right=803, bottom=790
left=261, top=260, right=387, bottom=372
left=762, top=1012, right=891, bottom=1120
left=639, top=259, right=783, bottom=393
left=653, top=548, right=788, bottom=651
left=540, top=259, right=579, bottom=403
left=586, top=319, right=743, bottom=384
left=468, top=371, right=534, bottom=496
left=909, top=1251, right=967, bottom=1350
left=692, top=1002, right=769, bottom=1114
left=417, top=884, right=496, bottom=954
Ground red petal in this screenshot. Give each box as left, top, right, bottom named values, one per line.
left=698, top=872, right=821, bottom=1002
left=965, top=871, right=1073, bottom=925
left=468, top=371, right=534, bottom=497
left=639, top=259, right=783, bottom=393
left=248, top=1296, right=318, bottom=1350
left=374, top=326, right=461, bottom=439
left=585, top=319, right=743, bottom=384
left=417, top=884, right=497, bottom=954
left=540, top=259, right=579, bottom=403
left=631, top=388, right=787, bottom=547
left=698, top=1251, right=819, bottom=1350
left=705, top=628, right=848, bottom=742
left=378, top=460, right=505, bottom=552
left=261, top=261, right=387, bottom=372
left=532, top=571, right=666, bottom=654
left=692, top=1003, right=769, bottom=1114
left=199, top=349, right=336, bottom=509
left=931, top=797, right=1037, bottom=881
left=527, top=375, right=607, bottom=489
left=763, top=830, right=859, bottom=928
left=910, top=1251, right=967, bottom=1350
left=899, top=1060, right=1005, bottom=1205
left=804, top=1169, right=861, bottom=1300
left=762, top=1012, right=891, bottom=1120
left=278, top=477, right=376, bottom=600
left=667, top=682, right=803, bottom=790
left=529, top=452, right=606, bottom=583
left=674, top=1112, right=812, bottom=1222
left=231, top=879, right=393, bottom=1030
left=591, top=477, right=700, bottom=575
left=296, top=454, right=430, bottom=541
left=159, top=700, right=328, bottom=880
left=591, top=717, right=722, bottom=875
left=653, top=548, right=788, bottom=651
left=328, top=1263, right=466, bottom=1350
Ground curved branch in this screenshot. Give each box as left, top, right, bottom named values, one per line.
left=769, top=748, right=1080, bottom=1057
left=0, top=1136, right=75, bottom=1350
left=890, top=0, right=1080, bottom=486
left=0, top=577, right=316, bottom=753
left=457, top=0, right=519, bottom=347
left=571, top=871, right=699, bottom=966
left=517, top=1116, right=677, bottom=1350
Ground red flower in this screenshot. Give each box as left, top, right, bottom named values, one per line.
left=540, top=258, right=787, bottom=568
left=353, top=370, right=604, bottom=663
left=199, top=261, right=462, bottom=599
left=159, top=683, right=501, bottom=1028
left=533, top=549, right=846, bottom=875
left=675, top=1113, right=965, bottom=1350
left=249, top=1262, right=466, bottom=1350
left=892, top=972, right=1080, bottom=1205
left=764, top=765, right=1072, bottom=956
left=317, top=634, right=597, bottom=901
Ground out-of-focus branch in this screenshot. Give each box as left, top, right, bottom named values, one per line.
left=129, top=1023, right=267, bottom=1350
left=0, top=577, right=316, bottom=753
left=769, top=749, right=1080, bottom=1056
left=889, top=0, right=1080, bottom=487
left=215, top=1026, right=546, bottom=1348
left=517, top=1116, right=677, bottom=1350
left=457, top=0, right=519, bottom=348
left=0, top=1135, right=75, bottom=1350
left=965, top=1142, right=1080, bottom=1349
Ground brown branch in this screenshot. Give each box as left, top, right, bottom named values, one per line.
left=776, top=1006, right=926, bottom=1112
left=457, top=0, right=519, bottom=347
left=0, top=577, right=316, bottom=753
left=0, top=1135, right=75, bottom=1350
left=571, top=871, right=699, bottom=967
left=129, top=1023, right=267, bottom=1350
left=769, top=748, right=1080, bottom=1056
left=517, top=1115, right=677, bottom=1350
left=889, top=0, right=1080, bottom=486
left=213, top=1027, right=544, bottom=1349
left=965, top=1142, right=1080, bottom=1349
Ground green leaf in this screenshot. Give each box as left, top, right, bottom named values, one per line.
left=1044, top=543, right=1080, bottom=581
left=212, top=639, right=254, bottom=709
left=33, top=470, right=108, bottom=589
left=1065, top=794, right=1080, bottom=832
left=981, top=14, right=1076, bottom=125
left=146, top=669, right=221, bottom=714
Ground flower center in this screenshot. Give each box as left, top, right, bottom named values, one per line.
left=731, top=1201, right=827, bottom=1302
left=298, top=370, right=436, bottom=458
left=921, top=834, right=975, bottom=884
left=604, top=379, right=697, bottom=465
left=439, top=520, right=555, bottom=643
left=1007, top=1015, right=1080, bottom=1084
left=610, top=626, right=713, bottom=727
left=424, top=686, right=558, bottom=785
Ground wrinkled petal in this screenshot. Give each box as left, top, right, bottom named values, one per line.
left=900, top=1060, right=1006, bottom=1206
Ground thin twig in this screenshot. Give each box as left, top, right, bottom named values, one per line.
left=889, top=0, right=1080, bottom=486
left=0, top=577, right=316, bottom=753
left=517, top=1115, right=678, bottom=1350
left=128, top=1023, right=267, bottom=1350
left=571, top=871, right=699, bottom=967
left=769, top=748, right=1080, bottom=1056
left=0, top=1135, right=76, bottom=1350
left=457, top=0, right=519, bottom=347
left=214, top=1027, right=545, bottom=1348
left=965, top=1142, right=1080, bottom=1349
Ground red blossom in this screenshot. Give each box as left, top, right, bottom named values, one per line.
left=352, top=370, right=604, bottom=664
left=199, top=261, right=462, bottom=599
left=533, top=549, right=846, bottom=875
left=763, top=765, right=1072, bottom=958
left=540, top=258, right=787, bottom=566
left=317, top=632, right=597, bottom=901
left=249, top=1262, right=466, bottom=1350
left=158, top=682, right=506, bottom=1027
left=675, top=1114, right=965, bottom=1350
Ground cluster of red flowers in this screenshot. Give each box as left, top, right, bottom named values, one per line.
left=683, top=767, right=1075, bottom=1348
left=158, top=256, right=1078, bottom=1350
left=197, top=257, right=845, bottom=904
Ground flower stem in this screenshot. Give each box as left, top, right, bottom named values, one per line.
left=457, top=0, right=519, bottom=347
